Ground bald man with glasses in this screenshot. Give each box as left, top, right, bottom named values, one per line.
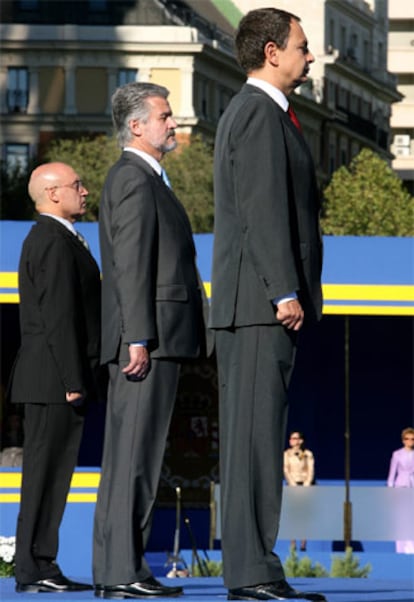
left=8, top=162, right=101, bottom=593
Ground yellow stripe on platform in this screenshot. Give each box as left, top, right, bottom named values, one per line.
left=322, top=284, right=414, bottom=302
left=0, top=273, right=18, bottom=287
left=67, top=493, right=97, bottom=502
left=0, top=493, right=98, bottom=503
left=70, top=473, right=101, bottom=488
left=2, top=276, right=413, bottom=314
left=0, top=473, right=22, bottom=487
left=0, top=293, right=19, bottom=303
left=0, top=494, right=21, bottom=502
left=202, top=281, right=211, bottom=298
left=0, top=472, right=101, bottom=490
left=323, top=305, right=414, bottom=316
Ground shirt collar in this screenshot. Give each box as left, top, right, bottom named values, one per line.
left=246, top=77, right=289, bottom=112
left=123, top=147, right=162, bottom=176
left=40, top=213, right=76, bottom=235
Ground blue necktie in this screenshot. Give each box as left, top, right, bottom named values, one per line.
left=161, top=168, right=172, bottom=189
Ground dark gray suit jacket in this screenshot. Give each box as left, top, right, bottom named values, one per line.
left=9, top=215, right=101, bottom=404
left=99, top=151, right=206, bottom=364
left=210, top=84, right=323, bottom=328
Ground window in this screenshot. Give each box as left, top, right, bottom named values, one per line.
left=349, top=33, right=358, bottom=60
left=326, top=80, right=336, bottom=108
left=338, top=87, right=349, bottom=110
left=219, top=88, right=232, bottom=117
left=200, top=79, right=209, bottom=119
left=340, top=137, right=348, bottom=166
left=363, top=40, right=370, bottom=70
left=328, top=141, right=336, bottom=175
left=7, top=68, right=29, bottom=113
left=117, top=69, right=137, bottom=87
left=350, top=93, right=360, bottom=114
left=340, top=26, right=346, bottom=56
left=19, top=0, right=38, bottom=9
left=89, top=0, right=107, bottom=11
left=328, top=18, right=335, bottom=50
left=377, top=42, right=384, bottom=68
left=5, top=144, right=30, bottom=174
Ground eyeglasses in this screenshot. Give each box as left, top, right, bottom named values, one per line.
left=403, top=436, right=414, bottom=440
left=45, top=179, right=84, bottom=192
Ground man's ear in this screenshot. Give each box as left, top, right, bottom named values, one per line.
left=264, top=41, right=279, bottom=66
left=45, top=188, right=59, bottom=204
left=129, top=118, right=142, bottom=137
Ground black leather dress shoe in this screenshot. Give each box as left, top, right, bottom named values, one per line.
left=95, top=584, right=105, bottom=598
left=103, top=576, right=183, bottom=599
left=16, top=575, right=93, bottom=593
left=228, top=579, right=327, bottom=601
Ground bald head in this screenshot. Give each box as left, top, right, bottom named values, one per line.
left=28, top=162, right=88, bottom=222
left=28, top=162, right=72, bottom=209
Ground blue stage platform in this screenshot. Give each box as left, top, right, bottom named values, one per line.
left=1, top=576, right=413, bottom=602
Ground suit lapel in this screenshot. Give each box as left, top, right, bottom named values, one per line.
left=122, top=152, right=196, bottom=254
left=161, top=182, right=196, bottom=252
left=36, top=215, right=98, bottom=269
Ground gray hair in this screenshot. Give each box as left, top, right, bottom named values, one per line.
left=112, top=82, right=170, bottom=147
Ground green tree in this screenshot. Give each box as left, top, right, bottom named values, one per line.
left=43, top=134, right=214, bottom=231
left=163, top=134, right=214, bottom=232
left=321, top=148, right=413, bottom=236
left=330, top=547, right=371, bottom=578
left=283, top=546, right=329, bottom=578
left=0, top=162, right=35, bottom=220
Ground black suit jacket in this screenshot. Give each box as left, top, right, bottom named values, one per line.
left=9, top=215, right=101, bottom=404
left=99, top=151, right=206, bottom=363
left=210, top=84, right=323, bottom=328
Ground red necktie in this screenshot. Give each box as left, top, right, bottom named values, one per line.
left=287, top=105, right=302, bottom=133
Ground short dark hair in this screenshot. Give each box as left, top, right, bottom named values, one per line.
left=235, top=8, right=300, bottom=73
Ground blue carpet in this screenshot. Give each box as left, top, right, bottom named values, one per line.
left=1, top=577, right=413, bottom=602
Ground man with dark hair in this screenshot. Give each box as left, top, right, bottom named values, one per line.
left=93, top=82, right=207, bottom=598
left=210, top=9, right=325, bottom=601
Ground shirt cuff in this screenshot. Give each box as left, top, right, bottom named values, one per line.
left=272, top=292, right=297, bottom=306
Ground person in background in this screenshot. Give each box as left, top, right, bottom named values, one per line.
left=283, top=431, right=315, bottom=552
left=8, top=162, right=101, bottom=593
left=209, top=7, right=324, bottom=601
left=93, top=82, right=207, bottom=599
left=387, top=426, right=414, bottom=554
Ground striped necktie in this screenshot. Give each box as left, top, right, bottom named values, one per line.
left=287, top=105, right=302, bottom=133
left=75, top=231, right=90, bottom=251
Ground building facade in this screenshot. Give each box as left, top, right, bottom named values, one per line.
left=388, top=0, right=414, bottom=193
left=0, top=0, right=242, bottom=172
left=0, top=0, right=403, bottom=189
left=232, top=0, right=402, bottom=184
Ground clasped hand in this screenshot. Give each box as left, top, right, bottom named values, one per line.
left=122, top=345, right=151, bottom=381
left=276, top=299, right=304, bottom=331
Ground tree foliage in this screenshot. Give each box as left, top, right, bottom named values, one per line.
left=321, top=148, right=413, bottom=236
left=44, top=135, right=119, bottom=221
left=283, top=546, right=329, bottom=578
left=330, top=547, right=371, bottom=578
left=163, top=135, right=214, bottom=233
left=0, top=162, right=35, bottom=220
left=42, top=133, right=214, bottom=231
